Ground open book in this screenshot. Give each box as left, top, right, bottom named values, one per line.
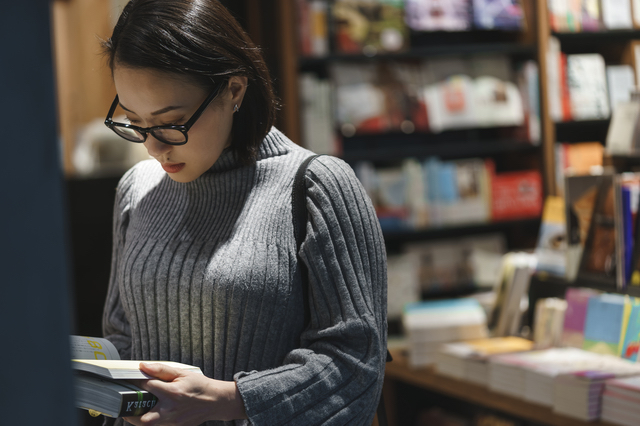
left=71, top=335, right=202, bottom=418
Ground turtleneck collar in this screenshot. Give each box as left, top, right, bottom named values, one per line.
left=207, top=127, right=291, bottom=173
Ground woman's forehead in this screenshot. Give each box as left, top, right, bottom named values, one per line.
left=113, top=66, right=205, bottom=114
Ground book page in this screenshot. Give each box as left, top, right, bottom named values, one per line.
left=70, top=335, right=120, bottom=360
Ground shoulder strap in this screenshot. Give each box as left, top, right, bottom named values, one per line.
left=292, top=154, right=320, bottom=327
left=292, top=154, right=321, bottom=256
left=291, top=154, right=390, bottom=426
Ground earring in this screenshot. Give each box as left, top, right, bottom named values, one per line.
left=233, top=104, right=240, bottom=113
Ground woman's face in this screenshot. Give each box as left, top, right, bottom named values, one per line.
left=112, top=65, right=246, bottom=183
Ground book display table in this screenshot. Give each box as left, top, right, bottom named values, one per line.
left=382, top=349, right=617, bottom=426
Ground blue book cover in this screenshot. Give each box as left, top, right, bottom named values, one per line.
left=583, top=294, right=627, bottom=355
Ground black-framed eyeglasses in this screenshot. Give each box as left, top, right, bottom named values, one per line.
left=104, top=83, right=223, bottom=146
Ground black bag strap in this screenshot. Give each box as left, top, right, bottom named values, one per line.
left=292, top=154, right=391, bottom=426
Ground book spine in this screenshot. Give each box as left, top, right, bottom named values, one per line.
left=119, top=391, right=158, bottom=417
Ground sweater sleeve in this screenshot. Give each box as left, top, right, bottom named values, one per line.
left=235, top=156, right=388, bottom=425
left=102, top=168, right=135, bottom=360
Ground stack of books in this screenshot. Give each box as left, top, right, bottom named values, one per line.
left=402, top=298, right=488, bottom=367
left=435, top=336, right=533, bottom=386
left=602, top=376, right=640, bottom=426
left=70, top=335, right=202, bottom=419
left=488, top=347, right=602, bottom=399
left=553, top=358, right=640, bottom=421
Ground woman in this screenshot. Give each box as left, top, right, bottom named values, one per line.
left=100, top=1, right=387, bottom=425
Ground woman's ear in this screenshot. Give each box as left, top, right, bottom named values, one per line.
left=227, top=76, right=248, bottom=110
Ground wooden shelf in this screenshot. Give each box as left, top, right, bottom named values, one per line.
left=382, top=218, right=541, bottom=244
left=384, top=348, right=617, bottom=426
left=299, top=42, right=536, bottom=69
left=530, top=273, right=640, bottom=298
left=555, top=120, right=610, bottom=143
left=340, top=134, right=539, bottom=163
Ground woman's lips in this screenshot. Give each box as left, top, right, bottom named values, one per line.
left=162, top=163, right=185, bottom=173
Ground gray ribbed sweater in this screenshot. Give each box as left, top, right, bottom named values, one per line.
left=102, top=128, right=388, bottom=425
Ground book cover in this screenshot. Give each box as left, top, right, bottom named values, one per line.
left=562, top=287, right=600, bottom=348
left=620, top=304, right=640, bottom=360
left=489, top=168, right=543, bottom=221
left=332, top=0, right=408, bottom=55
left=405, top=0, right=472, bottom=32
left=547, top=0, right=569, bottom=32
left=424, top=74, right=476, bottom=133
left=578, top=173, right=617, bottom=286
left=605, top=99, right=640, bottom=156
left=582, top=293, right=628, bottom=355
left=565, top=174, right=601, bottom=281
left=567, top=54, right=610, bottom=121
left=471, top=0, right=525, bottom=30
left=405, top=233, right=506, bottom=295
left=633, top=0, right=640, bottom=27
left=546, top=37, right=563, bottom=122
left=297, top=0, right=329, bottom=57
left=560, top=53, right=573, bottom=122
left=515, top=60, right=541, bottom=144
left=601, top=0, right=633, bottom=29
left=581, top=0, right=602, bottom=31
left=533, top=297, right=567, bottom=349
left=606, top=65, right=635, bottom=111
left=75, top=373, right=158, bottom=418
left=534, top=195, right=568, bottom=277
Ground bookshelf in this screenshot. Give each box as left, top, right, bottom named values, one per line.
left=251, top=0, right=545, bottom=253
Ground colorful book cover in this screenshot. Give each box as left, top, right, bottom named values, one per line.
left=332, top=0, right=408, bottom=55
left=582, top=294, right=628, bottom=355
left=405, top=0, right=472, bottom=31
left=578, top=174, right=617, bottom=286
left=489, top=168, right=543, bottom=221
left=620, top=304, right=640, bottom=360
left=581, top=0, right=602, bottom=31
left=471, top=0, right=524, bottom=30
left=565, top=174, right=601, bottom=281
left=562, top=287, right=599, bottom=348
left=534, top=196, right=568, bottom=277
left=567, top=54, right=610, bottom=121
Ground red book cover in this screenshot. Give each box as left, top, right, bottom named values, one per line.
left=491, top=170, right=543, bottom=221
left=560, top=53, right=573, bottom=122
left=297, top=0, right=311, bottom=56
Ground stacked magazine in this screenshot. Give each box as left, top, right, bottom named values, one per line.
left=435, top=336, right=533, bottom=386
left=402, top=298, right=488, bottom=367
left=602, top=376, right=640, bottom=426
left=553, top=358, right=640, bottom=421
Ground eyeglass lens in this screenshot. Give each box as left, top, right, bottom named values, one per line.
left=110, top=104, right=187, bottom=144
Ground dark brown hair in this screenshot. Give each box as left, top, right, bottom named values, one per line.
left=102, top=0, right=278, bottom=164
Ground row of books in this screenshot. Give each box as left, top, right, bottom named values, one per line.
left=354, top=157, right=543, bottom=231
left=299, top=57, right=540, bottom=151
left=437, top=340, right=640, bottom=423
left=455, top=345, right=640, bottom=421
left=297, top=0, right=526, bottom=57
left=536, top=288, right=640, bottom=360
left=548, top=0, right=640, bottom=32
left=401, top=252, right=536, bottom=367
left=387, top=233, right=506, bottom=317
left=546, top=44, right=638, bottom=123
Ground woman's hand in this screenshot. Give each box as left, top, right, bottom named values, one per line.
left=123, top=362, right=247, bottom=426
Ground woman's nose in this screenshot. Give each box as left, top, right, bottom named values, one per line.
left=144, top=134, right=172, bottom=158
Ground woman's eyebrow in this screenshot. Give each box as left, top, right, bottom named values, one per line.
left=119, top=102, right=185, bottom=116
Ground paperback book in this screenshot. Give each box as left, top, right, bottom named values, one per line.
left=70, top=335, right=202, bottom=418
